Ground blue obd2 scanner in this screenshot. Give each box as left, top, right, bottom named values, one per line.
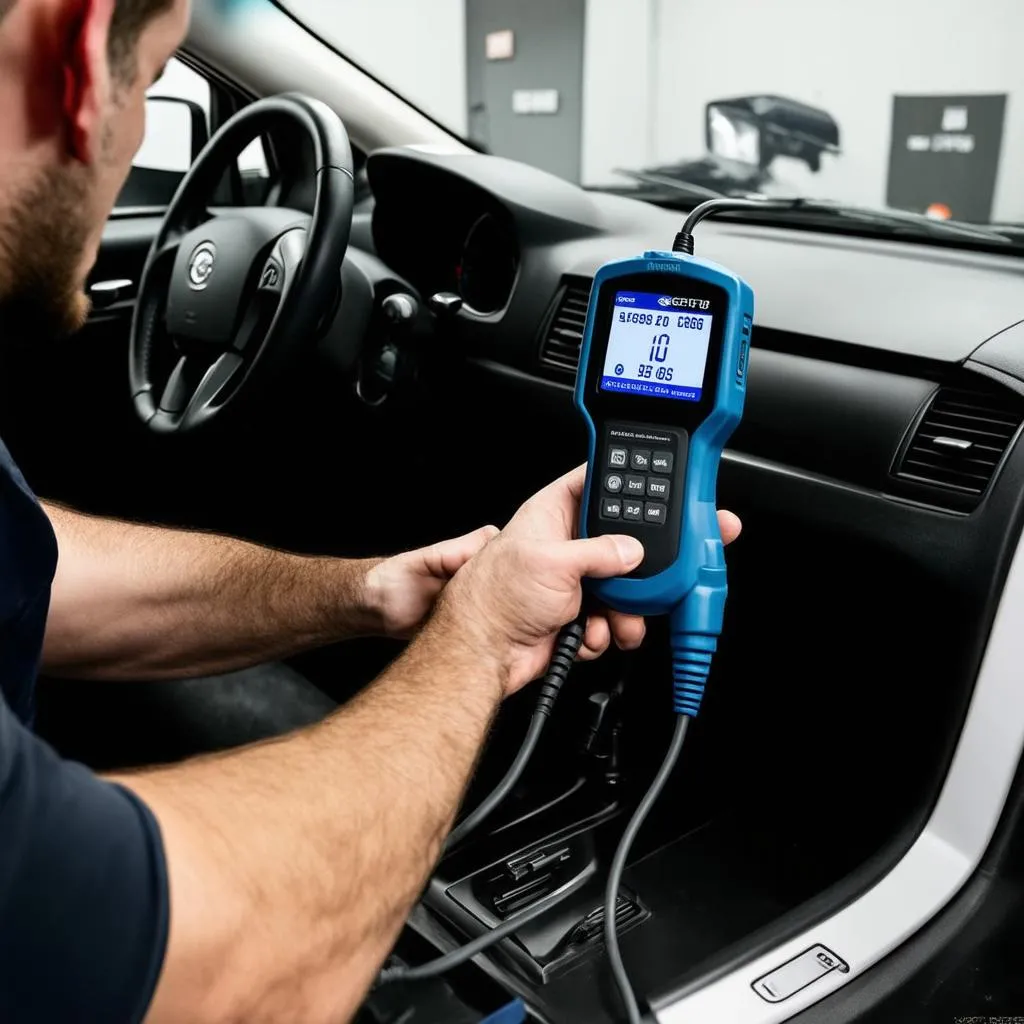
left=574, top=245, right=753, bottom=717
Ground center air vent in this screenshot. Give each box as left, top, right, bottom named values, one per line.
left=538, top=277, right=592, bottom=376
left=894, top=386, right=1024, bottom=502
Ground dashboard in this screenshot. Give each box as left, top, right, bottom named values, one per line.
left=368, top=145, right=1024, bottom=514
left=457, top=212, right=518, bottom=315
left=369, top=154, right=520, bottom=317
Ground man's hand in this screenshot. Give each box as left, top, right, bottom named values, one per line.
left=435, top=465, right=742, bottom=695
left=361, top=526, right=501, bottom=638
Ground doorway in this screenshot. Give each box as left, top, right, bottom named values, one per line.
left=465, top=0, right=586, bottom=183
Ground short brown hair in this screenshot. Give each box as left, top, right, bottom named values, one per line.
left=108, top=0, right=177, bottom=83
left=0, top=1, right=175, bottom=83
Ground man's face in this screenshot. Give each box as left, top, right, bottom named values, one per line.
left=0, top=0, right=191, bottom=339
left=83, top=1, right=192, bottom=296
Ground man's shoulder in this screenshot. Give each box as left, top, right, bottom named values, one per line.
left=0, top=435, right=54, bottom=558
left=0, top=435, right=38, bottom=502
left=0, top=433, right=57, bottom=722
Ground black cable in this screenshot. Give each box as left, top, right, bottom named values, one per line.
left=672, top=196, right=788, bottom=255
left=445, top=610, right=589, bottom=848
left=446, top=714, right=545, bottom=847
left=378, top=872, right=590, bottom=985
left=375, top=611, right=591, bottom=989
left=604, top=715, right=690, bottom=1024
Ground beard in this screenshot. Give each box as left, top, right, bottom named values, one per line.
left=0, top=162, right=93, bottom=344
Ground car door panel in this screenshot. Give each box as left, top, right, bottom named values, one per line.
left=0, top=215, right=161, bottom=511
left=86, top=214, right=164, bottom=309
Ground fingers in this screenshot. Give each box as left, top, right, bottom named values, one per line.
left=555, top=534, right=645, bottom=580
left=424, top=524, right=500, bottom=579
left=719, top=510, right=742, bottom=545
left=578, top=614, right=611, bottom=660
left=608, top=610, right=646, bottom=650
left=577, top=611, right=646, bottom=660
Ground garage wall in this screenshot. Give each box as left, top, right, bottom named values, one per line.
left=288, top=0, right=468, bottom=135
left=466, top=0, right=586, bottom=180
left=581, top=0, right=1024, bottom=223
left=581, top=0, right=657, bottom=192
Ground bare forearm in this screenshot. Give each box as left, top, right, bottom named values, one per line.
left=117, top=612, right=504, bottom=1024
left=41, top=502, right=379, bottom=679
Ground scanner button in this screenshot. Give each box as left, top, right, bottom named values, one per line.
left=623, top=501, right=643, bottom=522
left=624, top=475, right=646, bottom=496
left=631, top=450, right=652, bottom=472
left=644, top=502, right=668, bottom=525
left=600, top=498, right=622, bottom=520
left=737, top=337, right=750, bottom=381
left=652, top=451, right=674, bottom=474
left=604, top=473, right=624, bottom=494
left=647, top=477, right=670, bottom=500
left=608, top=447, right=628, bottom=469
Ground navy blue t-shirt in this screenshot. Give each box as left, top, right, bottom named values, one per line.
left=0, top=438, right=170, bottom=1022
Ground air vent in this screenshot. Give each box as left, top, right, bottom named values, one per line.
left=895, top=386, right=1024, bottom=499
left=567, top=894, right=647, bottom=947
left=538, top=277, right=592, bottom=375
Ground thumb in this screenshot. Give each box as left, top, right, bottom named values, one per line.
left=426, top=525, right=501, bottom=578
left=556, top=534, right=645, bottom=581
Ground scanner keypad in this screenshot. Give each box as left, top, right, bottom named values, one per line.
left=599, top=441, right=674, bottom=526
left=591, top=423, right=687, bottom=579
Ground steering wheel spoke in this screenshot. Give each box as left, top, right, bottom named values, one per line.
left=188, top=353, right=245, bottom=417
left=157, top=355, right=197, bottom=414
left=257, top=254, right=285, bottom=299
left=232, top=229, right=308, bottom=354
left=152, top=351, right=245, bottom=433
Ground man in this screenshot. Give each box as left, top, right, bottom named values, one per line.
left=0, top=0, right=742, bottom=1021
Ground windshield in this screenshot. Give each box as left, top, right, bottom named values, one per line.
left=283, top=0, right=1021, bottom=234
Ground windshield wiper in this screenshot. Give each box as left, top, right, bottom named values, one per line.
left=604, top=174, right=1017, bottom=249
left=729, top=196, right=1016, bottom=246
left=611, top=169, right=724, bottom=202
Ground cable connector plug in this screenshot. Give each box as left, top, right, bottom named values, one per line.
left=669, top=563, right=727, bottom=717
left=671, top=634, right=717, bottom=717
left=672, top=230, right=695, bottom=255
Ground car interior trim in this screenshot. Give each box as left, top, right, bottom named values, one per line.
left=655, top=521, right=1024, bottom=1023
left=963, top=359, right=1024, bottom=398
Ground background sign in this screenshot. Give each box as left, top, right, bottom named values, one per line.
left=886, top=94, right=1007, bottom=222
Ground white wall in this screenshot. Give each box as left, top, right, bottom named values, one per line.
left=581, top=0, right=658, bottom=191
left=286, top=0, right=468, bottom=135
left=583, top=0, right=1024, bottom=222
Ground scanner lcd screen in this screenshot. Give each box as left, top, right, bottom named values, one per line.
left=599, top=290, right=713, bottom=402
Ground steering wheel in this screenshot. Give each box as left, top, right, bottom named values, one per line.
left=130, top=94, right=354, bottom=434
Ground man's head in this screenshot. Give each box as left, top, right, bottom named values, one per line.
left=0, top=0, right=190, bottom=338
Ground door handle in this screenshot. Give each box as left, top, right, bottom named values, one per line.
left=89, top=278, right=134, bottom=309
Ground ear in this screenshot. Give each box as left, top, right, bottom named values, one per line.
left=60, top=0, right=115, bottom=164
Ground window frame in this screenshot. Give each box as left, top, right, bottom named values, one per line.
left=112, top=51, right=280, bottom=219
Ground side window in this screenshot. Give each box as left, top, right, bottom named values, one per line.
left=237, top=137, right=273, bottom=206
left=116, top=57, right=273, bottom=209
left=116, top=58, right=210, bottom=208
